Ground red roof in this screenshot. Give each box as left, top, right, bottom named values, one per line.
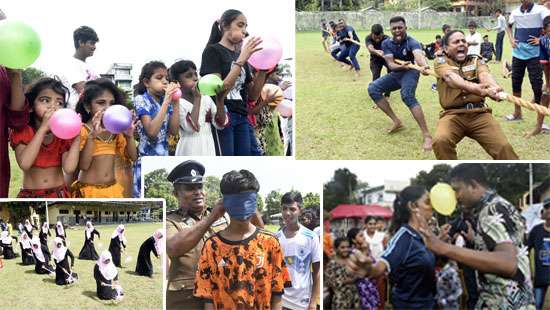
left=330, top=204, right=393, bottom=219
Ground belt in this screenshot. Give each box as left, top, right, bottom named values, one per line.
left=449, top=102, right=487, bottom=110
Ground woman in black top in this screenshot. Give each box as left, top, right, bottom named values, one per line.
left=55, top=221, right=67, bottom=245
left=19, top=232, right=35, bottom=265
left=94, top=250, right=124, bottom=301
left=109, top=224, right=127, bottom=268
left=0, top=231, right=16, bottom=259
left=200, top=9, right=267, bottom=156
left=31, top=237, right=54, bottom=274
left=39, top=222, right=51, bottom=250
left=52, top=237, right=78, bottom=285
left=78, top=221, right=100, bottom=260
left=23, top=219, right=37, bottom=239
left=135, top=229, right=162, bottom=277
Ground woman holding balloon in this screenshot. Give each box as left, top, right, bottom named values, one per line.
left=10, top=78, right=81, bottom=198
left=74, top=79, right=137, bottom=198
left=200, top=9, right=282, bottom=156
left=169, top=60, right=227, bottom=156
left=133, top=61, right=180, bottom=197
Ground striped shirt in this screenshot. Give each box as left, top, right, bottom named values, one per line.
left=509, top=3, right=550, bottom=59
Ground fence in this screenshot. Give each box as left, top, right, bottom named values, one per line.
left=296, top=11, right=495, bottom=31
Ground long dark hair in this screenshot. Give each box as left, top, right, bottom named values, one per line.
left=133, top=61, right=167, bottom=95
left=75, top=78, right=126, bottom=123
left=205, top=9, right=244, bottom=47
left=25, top=77, right=69, bottom=129
left=388, top=186, right=427, bottom=235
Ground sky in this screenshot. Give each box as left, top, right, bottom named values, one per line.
left=2, top=0, right=295, bottom=84
left=141, top=159, right=459, bottom=198
left=141, top=157, right=322, bottom=198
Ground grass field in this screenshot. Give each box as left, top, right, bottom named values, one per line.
left=2, top=223, right=162, bottom=309
left=296, top=29, right=550, bottom=159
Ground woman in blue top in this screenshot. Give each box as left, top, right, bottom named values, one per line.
left=347, top=185, right=437, bottom=309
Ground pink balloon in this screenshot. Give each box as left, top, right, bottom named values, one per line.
left=103, top=105, right=132, bottom=134
left=50, top=109, right=82, bottom=140
left=171, top=88, right=182, bottom=102
left=276, top=99, right=293, bottom=117
left=248, top=36, right=283, bottom=70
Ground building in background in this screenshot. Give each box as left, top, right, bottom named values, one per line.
left=101, top=63, right=133, bottom=93
left=356, top=180, right=409, bottom=208
left=46, top=200, right=162, bottom=226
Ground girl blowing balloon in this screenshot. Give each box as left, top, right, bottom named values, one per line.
left=10, top=78, right=80, bottom=198
left=74, top=79, right=137, bottom=198
left=133, top=61, right=179, bottom=197
left=170, top=60, right=227, bottom=156
left=200, top=9, right=268, bottom=156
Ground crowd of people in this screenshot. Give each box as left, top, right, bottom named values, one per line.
left=0, top=217, right=162, bottom=302
left=320, top=0, right=550, bottom=159
left=165, top=160, right=321, bottom=309
left=0, top=8, right=294, bottom=200
left=323, top=163, right=550, bottom=310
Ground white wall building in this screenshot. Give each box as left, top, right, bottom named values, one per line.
left=357, top=180, right=409, bottom=208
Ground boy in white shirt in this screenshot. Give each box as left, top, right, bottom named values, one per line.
left=466, top=21, right=482, bottom=55
left=276, top=192, right=320, bottom=310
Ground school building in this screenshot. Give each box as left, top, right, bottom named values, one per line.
left=46, top=200, right=163, bottom=227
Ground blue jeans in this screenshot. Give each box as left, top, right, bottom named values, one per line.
left=337, top=44, right=361, bottom=70
left=495, top=31, right=504, bottom=61
left=331, top=46, right=341, bottom=60
left=218, top=112, right=252, bottom=156
left=368, top=70, right=420, bottom=108
left=535, top=286, right=548, bottom=310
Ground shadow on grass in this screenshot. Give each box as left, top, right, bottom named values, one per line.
left=82, top=291, right=121, bottom=307
left=42, top=277, right=56, bottom=284
left=125, top=270, right=138, bottom=276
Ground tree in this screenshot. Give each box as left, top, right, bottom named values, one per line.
left=265, top=190, right=283, bottom=223
left=303, top=192, right=321, bottom=209
left=21, top=67, right=47, bottom=86
left=410, top=164, right=453, bottom=189
left=257, top=193, right=265, bottom=213
left=144, top=169, right=178, bottom=211
left=203, top=176, right=221, bottom=211
left=323, top=168, right=359, bottom=211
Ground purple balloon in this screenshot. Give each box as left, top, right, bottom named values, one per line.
left=103, top=105, right=132, bottom=134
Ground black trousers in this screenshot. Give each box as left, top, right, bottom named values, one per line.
left=512, top=56, right=543, bottom=104
left=495, top=31, right=505, bottom=61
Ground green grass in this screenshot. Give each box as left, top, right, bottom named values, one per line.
left=1, top=223, right=162, bottom=309
left=9, top=148, right=22, bottom=198
left=296, top=30, right=549, bottom=159
left=265, top=224, right=280, bottom=233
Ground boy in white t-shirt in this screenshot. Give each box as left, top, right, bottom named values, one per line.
left=466, top=21, right=482, bottom=56
left=64, top=26, right=99, bottom=109
left=276, top=192, right=320, bottom=310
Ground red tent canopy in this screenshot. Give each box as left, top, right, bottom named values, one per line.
left=330, top=204, right=393, bottom=219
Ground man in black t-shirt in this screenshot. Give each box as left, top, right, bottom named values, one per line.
left=365, top=24, right=390, bottom=99
left=527, top=199, right=550, bottom=310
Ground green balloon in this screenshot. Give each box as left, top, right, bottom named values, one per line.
left=198, top=74, right=223, bottom=96
left=0, top=20, right=42, bottom=69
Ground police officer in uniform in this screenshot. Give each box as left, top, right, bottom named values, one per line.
left=432, top=29, right=518, bottom=159
left=165, top=160, right=264, bottom=310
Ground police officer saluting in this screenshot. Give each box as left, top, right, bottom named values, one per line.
left=165, top=160, right=263, bottom=310
left=432, top=30, right=518, bottom=160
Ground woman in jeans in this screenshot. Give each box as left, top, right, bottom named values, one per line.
left=200, top=9, right=268, bottom=155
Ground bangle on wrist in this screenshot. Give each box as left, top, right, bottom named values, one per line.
left=233, top=61, right=244, bottom=68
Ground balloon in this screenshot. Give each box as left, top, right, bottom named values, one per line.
left=171, top=88, right=182, bottom=102
left=198, top=74, right=223, bottom=96
left=0, top=20, right=42, bottom=69
left=50, top=109, right=81, bottom=140
left=103, top=105, right=132, bottom=134
left=430, top=183, right=457, bottom=216
left=276, top=99, right=293, bottom=117
left=247, top=35, right=283, bottom=70
left=261, top=84, right=283, bottom=106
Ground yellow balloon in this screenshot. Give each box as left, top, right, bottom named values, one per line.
left=430, top=183, right=457, bottom=216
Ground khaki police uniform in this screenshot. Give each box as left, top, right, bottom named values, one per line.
left=432, top=54, right=518, bottom=160
left=166, top=208, right=228, bottom=310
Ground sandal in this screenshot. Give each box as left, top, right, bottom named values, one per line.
left=504, top=114, right=523, bottom=121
